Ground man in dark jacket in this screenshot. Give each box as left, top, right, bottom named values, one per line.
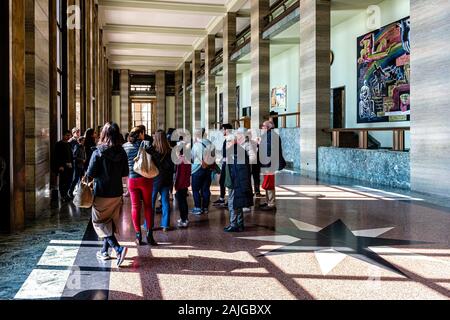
left=259, top=120, right=286, bottom=211
left=54, top=130, right=74, bottom=202
left=224, top=128, right=256, bottom=232
left=69, top=136, right=86, bottom=198
left=213, top=123, right=233, bottom=208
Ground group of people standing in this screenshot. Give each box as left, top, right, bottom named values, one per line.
left=54, top=120, right=285, bottom=268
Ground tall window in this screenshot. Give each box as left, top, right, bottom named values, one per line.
left=56, top=0, right=62, bottom=138
left=56, top=0, right=67, bottom=138
left=132, top=102, right=153, bottom=133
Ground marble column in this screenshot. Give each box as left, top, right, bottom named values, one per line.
left=0, top=0, right=26, bottom=232
left=84, top=0, right=92, bottom=129
left=192, top=50, right=202, bottom=131
left=182, top=62, right=191, bottom=132
left=299, top=0, right=331, bottom=173
left=223, top=13, right=237, bottom=125
left=120, top=69, right=129, bottom=135
left=92, top=4, right=99, bottom=128
left=205, top=35, right=216, bottom=132
left=67, top=0, right=77, bottom=130
left=175, top=69, right=183, bottom=129
left=0, top=0, right=10, bottom=232
left=251, top=0, right=270, bottom=130
left=410, top=0, right=450, bottom=197
left=75, top=0, right=81, bottom=130
left=156, top=70, right=166, bottom=131
left=25, top=0, right=50, bottom=220
left=49, top=0, right=58, bottom=207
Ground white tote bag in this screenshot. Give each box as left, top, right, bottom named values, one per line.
left=133, top=142, right=159, bottom=179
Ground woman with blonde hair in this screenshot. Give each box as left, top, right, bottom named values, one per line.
left=147, top=130, right=175, bottom=232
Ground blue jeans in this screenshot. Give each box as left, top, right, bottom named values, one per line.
left=191, top=168, right=212, bottom=209
left=228, top=189, right=244, bottom=228
left=152, top=175, right=171, bottom=229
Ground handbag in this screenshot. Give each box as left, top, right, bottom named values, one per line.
left=133, top=142, right=159, bottom=179
left=73, top=176, right=94, bottom=209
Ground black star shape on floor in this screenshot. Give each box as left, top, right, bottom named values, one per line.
left=252, top=219, right=430, bottom=277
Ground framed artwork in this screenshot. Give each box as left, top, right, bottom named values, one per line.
left=271, top=86, right=287, bottom=111
left=357, top=16, right=410, bottom=123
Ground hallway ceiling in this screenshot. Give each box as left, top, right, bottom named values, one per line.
left=100, top=0, right=250, bottom=72
left=100, top=0, right=386, bottom=73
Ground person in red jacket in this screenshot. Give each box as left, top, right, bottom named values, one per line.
left=174, top=141, right=192, bottom=228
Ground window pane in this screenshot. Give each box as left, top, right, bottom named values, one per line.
left=56, top=0, right=61, bottom=25
left=57, top=30, right=61, bottom=69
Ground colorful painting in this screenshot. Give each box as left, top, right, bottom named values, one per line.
left=357, top=17, right=410, bottom=123
left=271, top=86, right=287, bottom=111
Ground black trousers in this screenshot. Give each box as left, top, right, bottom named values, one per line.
left=219, top=162, right=227, bottom=199
left=59, top=167, right=73, bottom=198
left=176, top=188, right=189, bottom=222
left=69, top=166, right=84, bottom=196
left=251, top=164, right=261, bottom=194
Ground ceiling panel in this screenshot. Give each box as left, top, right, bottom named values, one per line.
left=105, top=33, right=200, bottom=46
left=108, top=48, right=187, bottom=58
left=103, top=9, right=215, bottom=29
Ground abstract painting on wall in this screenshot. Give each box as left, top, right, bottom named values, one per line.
left=271, top=86, right=287, bottom=111
left=357, top=16, right=410, bottom=123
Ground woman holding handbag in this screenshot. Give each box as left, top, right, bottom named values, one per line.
left=87, top=122, right=129, bottom=268
left=123, top=127, right=158, bottom=246
left=147, top=130, right=175, bottom=233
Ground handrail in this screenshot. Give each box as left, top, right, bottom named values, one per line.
left=266, top=0, right=299, bottom=30
left=326, top=127, right=410, bottom=132
left=266, top=111, right=300, bottom=128
left=230, top=25, right=251, bottom=57
left=327, top=127, right=410, bottom=151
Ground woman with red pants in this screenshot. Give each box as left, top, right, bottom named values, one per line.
left=123, top=127, right=158, bottom=246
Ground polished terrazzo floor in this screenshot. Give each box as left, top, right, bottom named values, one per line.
left=1, top=172, right=450, bottom=300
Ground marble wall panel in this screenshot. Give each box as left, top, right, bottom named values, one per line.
left=25, top=0, right=50, bottom=220
left=318, top=147, right=410, bottom=189
left=410, top=0, right=450, bottom=197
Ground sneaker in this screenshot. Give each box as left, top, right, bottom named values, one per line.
left=202, top=208, right=209, bottom=214
left=243, top=207, right=251, bottom=213
left=213, top=199, right=225, bottom=206
left=116, top=247, right=128, bottom=268
left=162, top=227, right=170, bottom=233
left=255, top=192, right=264, bottom=198
left=224, top=225, right=242, bottom=233
left=191, top=208, right=203, bottom=215
left=177, top=219, right=189, bottom=228
left=96, top=251, right=111, bottom=261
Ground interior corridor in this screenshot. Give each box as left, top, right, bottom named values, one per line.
left=2, top=173, right=449, bottom=300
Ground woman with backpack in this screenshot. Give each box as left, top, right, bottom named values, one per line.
left=86, top=122, right=129, bottom=268
left=123, top=127, right=158, bottom=246
left=147, top=130, right=175, bottom=233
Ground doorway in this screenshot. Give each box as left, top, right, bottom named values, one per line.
left=331, top=86, right=346, bottom=129
left=131, top=99, right=156, bottom=134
